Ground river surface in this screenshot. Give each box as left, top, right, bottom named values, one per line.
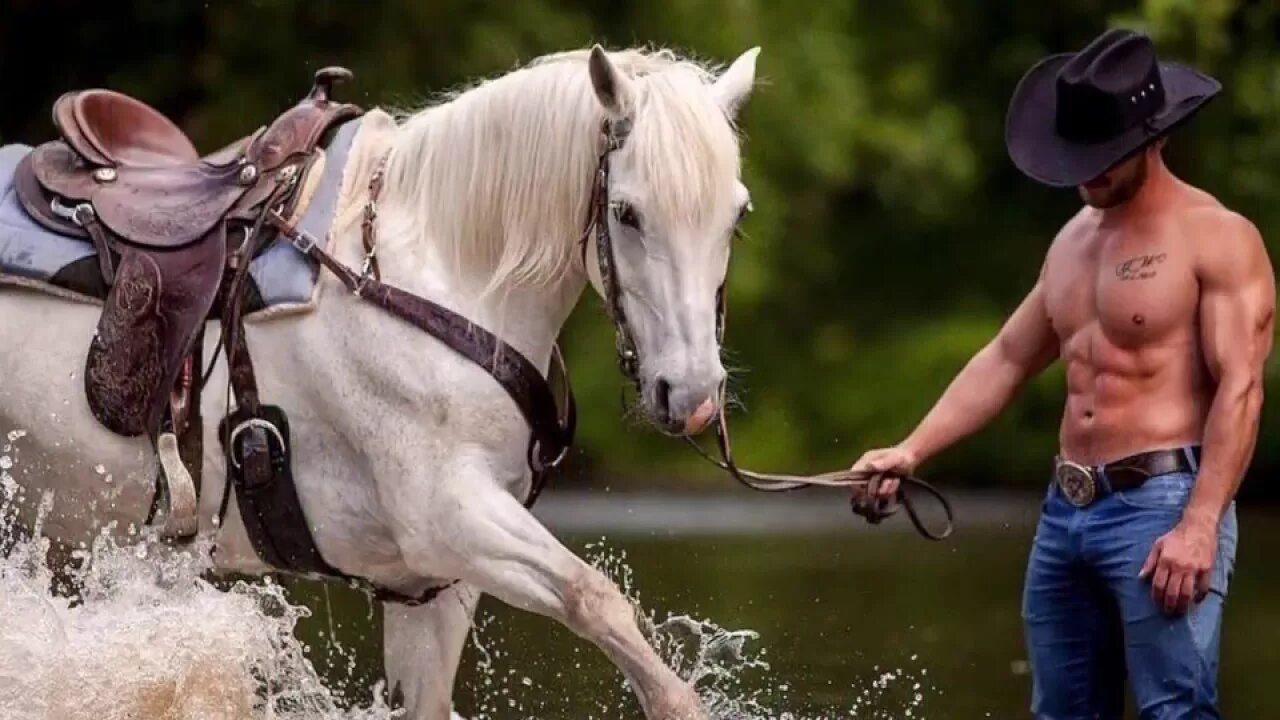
left=3, top=471, right=1278, bottom=719
left=288, top=490, right=1280, bottom=719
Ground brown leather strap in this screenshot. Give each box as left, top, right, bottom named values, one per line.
left=266, top=211, right=575, bottom=509
left=1091, top=445, right=1200, bottom=491
left=79, top=210, right=116, bottom=285
left=524, top=344, right=576, bottom=508
left=220, top=183, right=292, bottom=417
left=681, top=404, right=954, bottom=540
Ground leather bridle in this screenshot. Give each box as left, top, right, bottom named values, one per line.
left=579, top=117, right=955, bottom=541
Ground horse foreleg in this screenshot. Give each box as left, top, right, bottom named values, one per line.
left=395, top=469, right=708, bottom=720
left=383, top=583, right=480, bottom=720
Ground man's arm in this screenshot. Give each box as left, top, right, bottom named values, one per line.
left=900, top=276, right=1060, bottom=465
left=850, top=266, right=1060, bottom=490
left=1141, top=210, right=1275, bottom=614
left=1187, top=212, right=1274, bottom=525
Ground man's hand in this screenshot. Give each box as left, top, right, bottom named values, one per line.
left=1139, top=514, right=1218, bottom=616
left=849, top=445, right=919, bottom=505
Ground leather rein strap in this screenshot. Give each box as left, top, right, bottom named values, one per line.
left=582, top=118, right=955, bottom=541
left=681, top=408, right=955, bottom=540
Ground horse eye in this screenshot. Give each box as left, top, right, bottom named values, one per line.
left=612, top=202, right=642, bottom=231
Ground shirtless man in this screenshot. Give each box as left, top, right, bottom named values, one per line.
left=850, top=29, right=1274, bottom=718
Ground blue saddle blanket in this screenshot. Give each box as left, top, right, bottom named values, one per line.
left=0, top=117, right=360, bottom=313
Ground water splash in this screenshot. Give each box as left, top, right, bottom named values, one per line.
left=1, top=433, right=939, bottom=719
left=0, top=434, right=398, bottom=720
left=456, top=537, right=939, bottom=719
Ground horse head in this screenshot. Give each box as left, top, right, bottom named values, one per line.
left=582, top=45, right=759, bottom=436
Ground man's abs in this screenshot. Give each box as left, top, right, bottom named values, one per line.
left=1058, top=326, right=1212, bottom=463
left=1043, top=211, right=1212, bottom=464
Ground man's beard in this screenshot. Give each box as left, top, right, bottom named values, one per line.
left=1079, top=156, right=1148, bottom=209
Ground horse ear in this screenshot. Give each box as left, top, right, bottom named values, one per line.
left=588, top=44, right=636, bottom=118
left=713, top=47, right=760, bottom=120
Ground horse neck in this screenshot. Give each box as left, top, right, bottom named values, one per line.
left=409, top=255, right=587, bottom=371
left=323, top=117, right=591, bottom=373
left=363, top=84, right=599, bottom=368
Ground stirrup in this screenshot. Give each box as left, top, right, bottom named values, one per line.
left=155, top=431, right=199, bottom=539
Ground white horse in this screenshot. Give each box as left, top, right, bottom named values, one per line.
left=0, top=45, right=760, bottom=719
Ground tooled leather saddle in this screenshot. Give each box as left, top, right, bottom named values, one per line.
left=15, top=67, right=363, bottom=538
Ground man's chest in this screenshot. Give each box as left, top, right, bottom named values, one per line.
left=1043, top=232, right=1198, bottom=348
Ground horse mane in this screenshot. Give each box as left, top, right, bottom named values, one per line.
left=379, top=46, right=744, bottom=295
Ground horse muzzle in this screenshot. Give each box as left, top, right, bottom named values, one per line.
left=648, top=375, right=720, bottom=437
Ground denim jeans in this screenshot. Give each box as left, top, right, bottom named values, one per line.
left=1022, top=456, right=1239, bottom=719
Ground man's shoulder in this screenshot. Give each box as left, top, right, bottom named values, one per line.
left=1175, top=196, right=1272, bottom=283
left=1167, top=184, right=1255, bottom=238
left=1042, top=208, right=1095, bottom=260
left=1181, top=204, right=1262, bottom=252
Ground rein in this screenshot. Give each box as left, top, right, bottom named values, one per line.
left=580, top=118, right=955, bottom=541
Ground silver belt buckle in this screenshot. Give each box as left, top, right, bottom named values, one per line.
left=1054, top=458, right=1097, bottom=507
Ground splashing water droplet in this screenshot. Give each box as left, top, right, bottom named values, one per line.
left=455, top=538, right=942, bottom=720
left=0, top=444, right=398, bottom=720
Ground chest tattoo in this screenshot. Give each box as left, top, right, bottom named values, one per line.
left=1115, top=252, right=1167, bottom=281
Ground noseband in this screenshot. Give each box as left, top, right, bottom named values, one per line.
left=579, top=117, right=954, bottom=541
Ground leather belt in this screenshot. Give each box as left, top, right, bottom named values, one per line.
left=1053, top=445, right=1201, bottom=507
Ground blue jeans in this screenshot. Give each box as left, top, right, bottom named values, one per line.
left=1022, top=459, right=1239, bottom=719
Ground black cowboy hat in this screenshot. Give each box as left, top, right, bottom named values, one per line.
left=1005, top=28, right=1221, bottom=187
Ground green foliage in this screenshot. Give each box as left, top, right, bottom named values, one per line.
left=3, top=1, right=1278, bottom=494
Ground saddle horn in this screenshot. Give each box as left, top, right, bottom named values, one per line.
left=310, top=66, right=354, bottom=102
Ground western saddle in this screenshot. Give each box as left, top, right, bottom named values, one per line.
left=15, top=68, right=364, bottom=538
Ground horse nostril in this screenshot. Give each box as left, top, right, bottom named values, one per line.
left=654, top=376, right=673, bottom=421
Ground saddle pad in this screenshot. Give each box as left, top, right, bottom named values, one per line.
left=245, top=116, right=360, bottom=316
left=0, top=117, right=362, bottom=312
left=0, top=143, right=97, bottom=292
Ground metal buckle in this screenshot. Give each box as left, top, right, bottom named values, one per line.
left=358, top=248, right=377, bottom=280
left=1054, top=459, right=1097, bottom=507
left=50, top=198, right=94, bottom=226
left=228, top=418, right=287, bottom=470
left=290, top=228, right=317, bottom=253
left=528, top=438, right=570, bottom=474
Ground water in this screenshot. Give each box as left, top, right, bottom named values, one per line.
left=0, top=446, right=400, bottom=720
left=4, top=432, right=1280, bottom=718
left=1, top=437, right=855, bottom=720
left=296, top=494, right=1280, bottom=719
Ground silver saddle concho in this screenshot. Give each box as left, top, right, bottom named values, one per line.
left=1053, top=457, right=1099, bottom=507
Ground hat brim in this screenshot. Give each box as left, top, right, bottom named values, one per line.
left=1005, top=54, right=1222, bottom=187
